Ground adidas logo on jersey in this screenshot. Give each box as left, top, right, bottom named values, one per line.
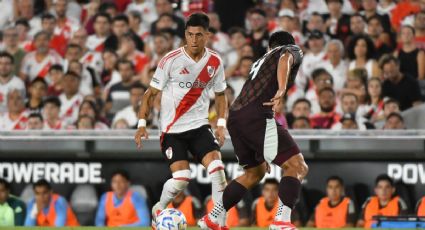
left=179, top=67, right=190, bottom=74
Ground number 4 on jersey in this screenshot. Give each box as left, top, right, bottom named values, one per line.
left=249, top=56, right=266, bottom=80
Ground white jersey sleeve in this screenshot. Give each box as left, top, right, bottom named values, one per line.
left=150, top=55, right=172, bottom=90
left=212, top=60, right=226, bottom=93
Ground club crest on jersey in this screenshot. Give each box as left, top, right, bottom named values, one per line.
left=165, top=147, right=173, bottom=159
left=207, top=66, right=215, bottom=77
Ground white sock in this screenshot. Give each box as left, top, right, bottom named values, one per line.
left=207, top=160, right=227, bottom=226
left=208, top=201, right=226, bottom=223
left=158, top=170, right=190, bottom=209
left=274, top=199, right=292, bottom=222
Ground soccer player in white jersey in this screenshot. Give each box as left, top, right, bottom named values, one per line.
left=134, top=13, right=229, bottom=230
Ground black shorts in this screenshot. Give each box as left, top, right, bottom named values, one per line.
left=228, top=104, right=300, bottom=169
left=160, top=125, right=220, bottom=165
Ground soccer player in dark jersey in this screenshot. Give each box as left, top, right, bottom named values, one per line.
left=199, top=31, right=308, bottom=230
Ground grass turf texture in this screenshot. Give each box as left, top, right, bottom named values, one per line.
left=2, top=228, right=420, bottom=230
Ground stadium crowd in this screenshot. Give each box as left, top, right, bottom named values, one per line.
left=1, top=172, right=425, bottom=227
left=0, top=0, right=424, bottom=131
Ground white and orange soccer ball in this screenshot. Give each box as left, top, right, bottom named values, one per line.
left=155, top=208, right=187, bottom=230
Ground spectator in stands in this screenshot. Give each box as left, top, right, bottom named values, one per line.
left=127, top=11, right=145, bottom=40
left=339, top=113, right=359, bottom=130
left=42, top=96, right=64, bottom=130
left=349, top=13, right=366, bottom=36
left=395, top=25, right=425, bottom=80
left=113, top=82, right=147, bottom=129
left=292, top=116, right=311, bottom=129
left=247, top=8, right=269, bottom=59
left=414, top=11, right=425, bottom=50
left=59, top=71, right=83, bottom=126
left=380, top=54, right=422, bottom=111
left=39, top=13, right=67, bottom=57
left=225, top=27, right=248, bottom=72
left=341, top=69, right=368, bottom=105
left=274, top=9, right=303, bottom=46
left=151, top=0, right=185, bottom=38
left=361, top=0, right=392, bottom=32
left=101, top=49, right=119, bottom=87
left=168, top=191, right=202, bottom=227
left=383, top=112, right=405, bottom=129
left=310, top=87, right=340, bottom=129
left=24, top=179, right=79, bottom=227
left=87, top=13, right=111, bottom=52
left=26, top=113, right=44, bottom=130
left=0, top=89, right=28, bottom=130
left=306, top=68, right=334, bottom=114
left=46, top=65, right=63, bottom=96
left=334, top=93, right=367, bottom=130
left=347, top=34, right=380, bottom=78
left=416, top=196, right=425, bottom=216
left=358, top=77, right=384, bottom=122
left=383, top=98, right=400, bottom=119
left=357, top=174, right=408, bottom=228
left=323, top=0, right=351, bottom=42
left=300, top=30, right=326, bottom=80
left=304, top=12, right=327, bottom=36
left=323, top=39, right=347, bottom=91
left=0, top=178, right=26, bottom=226
left=104, top=15, right=144, bottom=52
left=286, top=98, right=311, bottom=128
left=117, top=33, right=149, bottom=74
left=367, top=16, right=394, bottom=59
left=0, top=52, right=26, bottom=113
left=207, top=12, right=232, bottom=55
left=226, top=56, right=253, bottom=98
left=67, top=60, right=98, bottom=97
left=95, top=170, right=150, bottom=227
left=78, top=100, right=109, bottom=130
left=20, top=31, right=63, bottom=82
left=26, top=78, right=47, bottom=114
left=2, top=27, right=26, bottom=76
left=76, top=115, right=95, bottom=130
left=307, top=176, right=356, bottom=228
left=15, top=0, right=42, bottom=38
left=126, top=0, right=157, bottom=35
left=251, top=178, right=301, bottom=227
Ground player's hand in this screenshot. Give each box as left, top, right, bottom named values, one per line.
left=263, top=90, right=285, bottom=112
left=215, top=126, right=226, bottom=147
left=134, top=127, right=149, bottom=149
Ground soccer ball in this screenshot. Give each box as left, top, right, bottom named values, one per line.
left=155, top=208, right=187, bottom=230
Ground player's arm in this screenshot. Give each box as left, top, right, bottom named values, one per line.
left=134, top=86, right=160, bottom=149
left=214, top=91, right=227, bottom=146
left=24, top=199, right=37, bottom=226
left=53, top=197, right=67, bottom=227
left=263, top=51, right=294, bottom=112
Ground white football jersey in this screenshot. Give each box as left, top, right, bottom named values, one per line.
left=0, top=76, right=26, bottom=113
left=151, top=47, right=226, bottom=133
left=86, top=35, right=106, bottom=52
left=59, top=93, right=83, bottom=126
left=0, top=111, right=29, bottom=130
left=20, top=50, right=63, bottom=81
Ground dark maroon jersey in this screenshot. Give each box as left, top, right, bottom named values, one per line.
left=230, top=45, right=303, bottom=113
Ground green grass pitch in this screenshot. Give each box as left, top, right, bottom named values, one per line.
left=2, top=228, right=420, bottom=230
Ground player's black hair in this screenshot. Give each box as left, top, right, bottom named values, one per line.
left=327, top=175, right=344, bottom=186
left=401, top=25, right=416, bottom=35
left=386, top=112, right=404, bottom=122
left=30, top=77, right=48, bottom=87
left=28, top=112, right=44, bottom=121
left=112, top=14, right=129, bottom=25
left=375, top=174, right=394, bottom=187
left=367, top=15, right=382, bottom=25
left=49, top=64, right=63, bottom=72
left=128, top=10, right=142, bottom=21
left=43, top=96, right=61, bottom=108
left=0, top=51, right=15, bottom=64
left=293, top=98, right=312, bottom=109
left=116, top=59, right=134, bottom=71
left=0, top=178, right=10, bottom=190
left=379, top=54, right=399, bottom=69
left=131, top=82, right=148, bottom=91
left=64, top=71, right=81, bottom=80
left=185, top=12, right=210, bottom=30
left=33, top=179, right=52, bottom=190
left=93, top=12, right=112, bottom=23
left=312, top=68, right=333, bottom=82
left=263, top=178, right=279, bottom=187
left=228, top=27, right=247, bottom=38
left=269, top=31, right=295, bottom=49
left=347, top=34, right=376, bottom=60
left=111, top=169, right=131, bottom=181
left=318, top=87, right=335, bottom=96
left=341, top=92, right=358, bottom=102
left=158, top=13, right=174, bottom=22
left=41, top=13, right=56, bottom=21
left=66, top=43, right=82, bottom=51
left=384, top=98, right=400, bottom=108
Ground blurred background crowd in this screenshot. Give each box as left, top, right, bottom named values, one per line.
left=0, top=0, right=425, bottom=131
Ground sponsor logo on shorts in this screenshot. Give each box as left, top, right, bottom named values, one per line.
left=166, top=147, right=173, bottom=159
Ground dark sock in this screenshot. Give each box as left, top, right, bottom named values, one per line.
left=279, top=176, right=301, bottom=209
left=222, top=180, right=248, bottom=211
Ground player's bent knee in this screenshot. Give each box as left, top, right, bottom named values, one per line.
left=172, top=169, right=191, bottom=190
left=283, top=154, right=309, bottom=179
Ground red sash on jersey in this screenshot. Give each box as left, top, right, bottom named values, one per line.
left=62, top=97, right=81, bottom=119
left=10, top=111, right=28, bottom=130
left=95, top=43, right=105, bottom=52
left=161, top=54, right=220, bottom=139
left=45, top=120, right=63, bottom=130
left=38, top=62, right=52, bottom=78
